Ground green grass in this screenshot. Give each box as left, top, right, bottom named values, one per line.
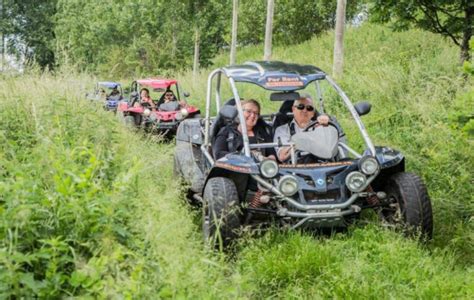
left=0, top=24, right=473, bottom=298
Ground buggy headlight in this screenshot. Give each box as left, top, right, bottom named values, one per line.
left=180, top=108, right=189, bottom=118
left=260, top=159, right=278, bottom=178
left=176, top=108, right=189, bottom=121
left=278, top=175, right=299, bottom=196
left=345, top=171, right=367, bottom=192
left=143, top=108, right=151, bottom=117
left=359, top=156, right=379, bottom=175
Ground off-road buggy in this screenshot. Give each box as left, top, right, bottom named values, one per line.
left=174, top=61, right=433, bottom=248
left=117, top=78, right=199, bottom=136
left=87, top=81, right=123, bottom=112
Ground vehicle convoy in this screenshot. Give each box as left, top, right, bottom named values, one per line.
left=87, top=81, right=123, bottom=112
left=174, top=61, right=433, bottom=248
left=117, top=78, right=199, bottom=136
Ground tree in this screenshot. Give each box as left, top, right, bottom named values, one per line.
left=264, top=0, right=274, bottom=60
left=369, top=0, right=473, bottom=63
left=184, top=0, right=229, bottom=76
left=55, top=0, right=229, bottom=76
left=238, top=0, right=362, bottom=46
left=193, top=28, right=200, bottom=76
left=230, top=0, right=238, bottom=65
left=1, top=0, right=5, bottom=71
left=333, top=0, right=346, bottom=78
left=0, top=0, right=57, bottom=70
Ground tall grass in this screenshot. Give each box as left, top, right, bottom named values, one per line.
left=0, top=24, right=472, bottom=298
left=0, top=71, right=233, bottom=297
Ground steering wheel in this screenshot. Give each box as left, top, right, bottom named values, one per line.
left=141, top=102, right=152, bottom=109
left=304, top=119, right=340, bottom=134
left=288, top=119, right=341, bottom=163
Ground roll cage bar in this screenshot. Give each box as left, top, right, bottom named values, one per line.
left=130, top=79, right=183, bottom=102
left=96, top=82, right=123, bottom=95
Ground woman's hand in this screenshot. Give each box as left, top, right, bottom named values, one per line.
left=278, top=146, right=291, bottom=162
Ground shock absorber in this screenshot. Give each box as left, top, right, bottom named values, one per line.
left=249, top=190, right=271, bottom=208
left=366, top=185, right=380, bottom=206
left=249, top=190, right=263, bottom=208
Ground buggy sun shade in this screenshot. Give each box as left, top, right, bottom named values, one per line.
left=222, top=61, right=326, bottom=91
left=137, top=78, right=178, bottom=89
left=98, top=81, right=121, bottom=88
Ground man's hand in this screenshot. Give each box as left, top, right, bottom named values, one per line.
left=317, top=114, right=329, bottom=125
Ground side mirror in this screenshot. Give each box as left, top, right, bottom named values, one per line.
left=183, top=92, right=190, bottom=98
left=354, top=101, right=371, bottom=116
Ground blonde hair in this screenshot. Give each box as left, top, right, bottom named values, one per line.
left=241, top=99, right=261, bottom=114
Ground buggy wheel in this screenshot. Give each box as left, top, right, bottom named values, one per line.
left=116, top=110, right=125, bottom=121
left=381, top=172, right=433, bottom=240
left=173, top=152, right=183, bottom=178
left=124, top=114, right=141, bottom=128
left=124, top=115, right=136, bottom=128
left=203, top=177, right=241, bottom=250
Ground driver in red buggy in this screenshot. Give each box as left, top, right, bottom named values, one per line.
left=157, top=90, right=186, bottom=111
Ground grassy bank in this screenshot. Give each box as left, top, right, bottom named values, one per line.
left=0, top=24, right=473, bottom=298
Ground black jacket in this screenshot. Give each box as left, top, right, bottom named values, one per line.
left=213, top=121, right=276, bottom=160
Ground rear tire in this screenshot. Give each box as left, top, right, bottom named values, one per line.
left=124, top=115, right=136, bottom=128
left=173, top=154, right=182, bottom=177
left=203, top=177, right=241, bottom=250
left=382, top=172, right=433, bottom=240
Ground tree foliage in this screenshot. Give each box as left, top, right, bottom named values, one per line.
left=0, top=0, right=367, bottom=75
left=1, top=0, right=57, bottom=69
left=368, top=0, right=473, bottom=63
left=238, top=0, right=362, bottom=46
left=55, top=0, right=229, bottom=76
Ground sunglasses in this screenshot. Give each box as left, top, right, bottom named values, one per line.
left=165, top=93, right=173, bottom=97
left=294, top=104, right=315, bottom=112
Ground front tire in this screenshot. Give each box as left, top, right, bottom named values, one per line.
left=203, top=177, right=241, bottom=250
left=382, top=172, right=433, bottom=240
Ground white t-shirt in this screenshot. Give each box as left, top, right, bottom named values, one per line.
left=273, top=120, right=305, bottom=156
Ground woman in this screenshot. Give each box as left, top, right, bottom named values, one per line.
left=213, top=99, right=276, bottom=160
left=137, top=88, right=155, bottom=109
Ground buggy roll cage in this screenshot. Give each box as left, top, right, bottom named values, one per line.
left=202, top=61, right=376, bottom=165
left=130, top=78, right=184, bottom=102
left=96, top=81, right=123, bottom=95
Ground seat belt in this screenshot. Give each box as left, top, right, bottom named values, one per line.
left=226, top=131, right=235, bottom=153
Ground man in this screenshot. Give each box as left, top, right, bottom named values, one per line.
left=158, top=90, right=187, bottom=111
left=109, top=86, right=120, bottom=97
left=273, top=94, right=329, bottom=162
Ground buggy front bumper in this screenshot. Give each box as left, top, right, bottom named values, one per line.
left=251, top=173, right=378, bottom=229
left=145, top=120, right=179, bottom=131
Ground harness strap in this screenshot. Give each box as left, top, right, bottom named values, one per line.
left=289, top=122, right=296, bottom=136
left=226, top=132, right=235, bottom=152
